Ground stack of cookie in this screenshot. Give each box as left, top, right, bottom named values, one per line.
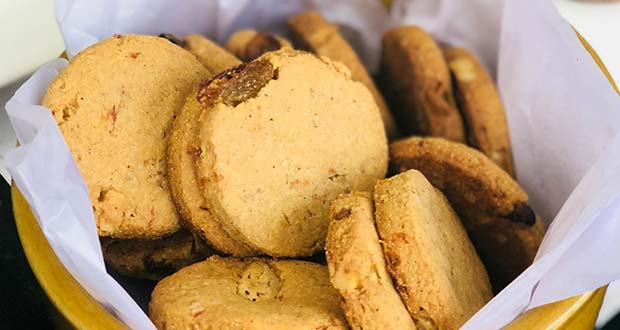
left=42, top=10, right=544, bottom=330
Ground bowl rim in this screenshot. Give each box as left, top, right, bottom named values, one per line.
left=10, top=28, right=618, bottom=330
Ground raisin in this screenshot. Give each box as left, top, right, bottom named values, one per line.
left=504, top=202, right=536, bottom=226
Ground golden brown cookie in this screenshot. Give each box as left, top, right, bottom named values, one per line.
left=225, top=29, right=292, bottom=62
left=288, top=11, right=399, bottom=140
left=326, top=192, right=416, bottom=330
left=43, top=34, right=209, bottom=239
left=101, top=230, right=212, bottom=281
left=183, top=34, right=242, bottom=74
left=149, top=256, right=348, bottom=329
left=168, top=88, right=257, bottom=256
left=380, top=26, right=465, bottom=142
left=193, top=49, right=388, bottom=257
left=444, top=47, right=515, bottom=176
left=390, top=137, right=544, bottom=291
left=374, top=170, right=492, bottom=329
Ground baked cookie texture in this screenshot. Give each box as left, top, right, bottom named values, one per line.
left=225, top=29, right=292, bottom=62
left=444, top=47, right=515, bottom=176
left=149, top=256, right=348, bottom=329
left=326, top=192, right=416, bottom=330
left=380, top=26, right=465, bottom=143
left=193, top=49, right=388, bottom=257
left=288, top=11, right=399, bottom=140
left=184, top=34, right=242, bottom=74
left=101, top=230, right=212, bottom=281
left=374, top=170, right=492, bottom=330
left=168, top=89, right=257, bottom=256
left=390, top=137, right=544, bottom=291
left=43, top=34, right=209, bottom=239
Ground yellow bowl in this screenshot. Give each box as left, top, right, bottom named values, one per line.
left=11, top=27, right=618, bottom=330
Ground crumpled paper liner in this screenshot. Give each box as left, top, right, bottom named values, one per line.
left=4, top=0, right=620, bottom=329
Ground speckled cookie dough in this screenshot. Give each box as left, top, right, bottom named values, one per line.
left=390, top=137, right=544, bottom=291
left=374, top=170, right=492, bottom=330
left=149, top=256, right=348, bottom=329
left=168, top=88, right=257, bottom=256
left=380, top=26, right=465, bottom=142
left=183, top=34, right=242, bottom=74
left=289, top=11, right=399, bottom=140
left=326, top=192, right=416, bottom=330
left=444, top=47, right=515, bottom=176
left=193, top=49, right=388, bottom=257
left=43, top=34, right=210, bottom=239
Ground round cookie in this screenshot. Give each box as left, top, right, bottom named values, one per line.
left=184, top=34, right=242, bottom=74
left=288, top=11, right=399, bottom=140
left=193, top=49, right=388, bottom=257
left=390, top=136, right=544, bottom=291
left=101, top=230, right=212, bottom=281
left=444, top=47, right=515, bottom=177
left=374, top=170, right=492, bottom=330
left=225, top=29, right=292, bottom=62
left=380, top=26, right=465, bottom=142
left=149, top=256, right=348, bottom=329
left=43, top=34, right=210, bottom=239
left=168, top=89, right=257, bottom=256
left=326, top=192, right=416, bottom=330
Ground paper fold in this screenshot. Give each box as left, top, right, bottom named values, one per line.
left=3, top=0, right=620, bottom=329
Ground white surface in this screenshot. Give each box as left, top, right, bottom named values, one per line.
left=552, top=2, right=620, bottom=326
left=554, top=0, right=620, bottom=84
left=0, top=0, right=64, bottom=88
left=1, top=0, right=620, bottom=329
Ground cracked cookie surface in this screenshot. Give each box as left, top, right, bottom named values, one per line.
left=374, top=170, right=492, bottom=330
left=43, top=34, right=210, bottom=239
left=149, top=256, right=347, bottom=329
left=193, top=49, right=388, bottom=257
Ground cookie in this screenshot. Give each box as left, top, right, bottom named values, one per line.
left=193, top=49, right=388, bottom=257
left=183, top=34, right=242, bottom=74
left=288, top=11, right=399, bottom=140
left=380, top=26, right=465, bottom=142
left=374, top=170, right=492, bottom=329
left=390, top=137, right=544, bottom=290
left=168, top=88, right=257, bottom=256
left=326, top=192, right=416, bottom=330
left=101, top=230, right=212, bottom=281
left=225, top=29, right=292, bottom=62
left=43, top=34, right=209, bottom=239
left=444, top=47, right=515, bottom=176
left=149, top=256, right=348, bottom=329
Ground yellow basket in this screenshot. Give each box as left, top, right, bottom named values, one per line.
left=10, top=22, right=618, bottom=330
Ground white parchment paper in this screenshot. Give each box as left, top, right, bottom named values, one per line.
left=3, top=0, right=620, bottom=329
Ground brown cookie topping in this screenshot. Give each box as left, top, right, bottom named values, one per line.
left=197, top=60, right=275, bottom=107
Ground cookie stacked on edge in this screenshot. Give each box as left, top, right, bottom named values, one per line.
left=43, top=11, right=546, bottom=330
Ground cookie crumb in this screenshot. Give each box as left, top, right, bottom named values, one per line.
left=334, top=208, right=351, bottom=220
